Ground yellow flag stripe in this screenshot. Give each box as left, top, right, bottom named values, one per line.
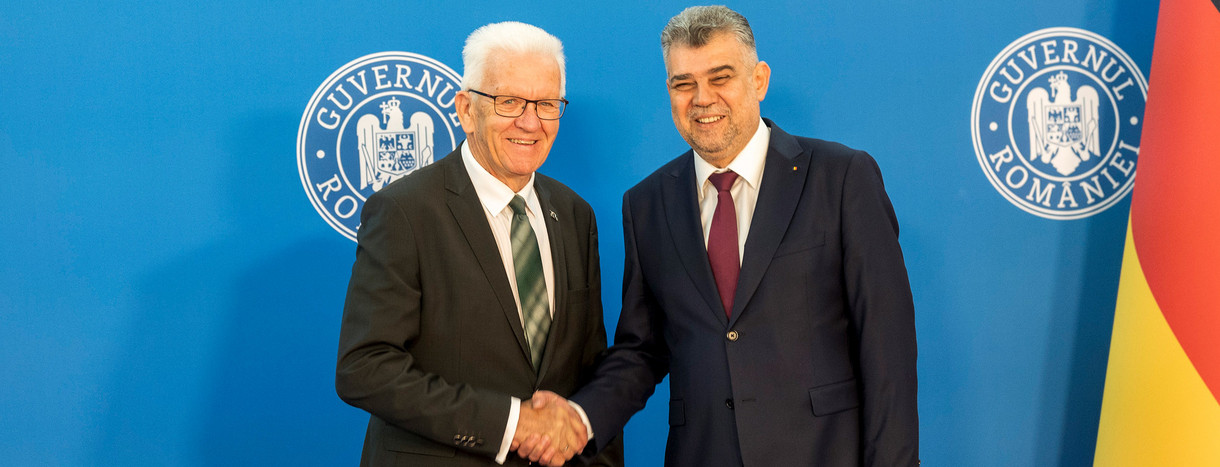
left=1094, top=218, right=1220, bottom=465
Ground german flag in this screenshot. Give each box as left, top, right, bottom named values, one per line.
left=1094, top=0, right=1220, bottom=464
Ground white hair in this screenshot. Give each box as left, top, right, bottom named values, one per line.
left=461, top=21, right=566, bottom=96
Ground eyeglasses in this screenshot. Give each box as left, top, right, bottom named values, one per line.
left=468, top=89, right=568, bottom=120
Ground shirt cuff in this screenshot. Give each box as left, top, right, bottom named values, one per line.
left=496, top=396, right=521, bottom=464
left=566, top=400, right=595, bottom=441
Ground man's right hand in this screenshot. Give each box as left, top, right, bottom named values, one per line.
left=512, top=391, right=587, bottom=466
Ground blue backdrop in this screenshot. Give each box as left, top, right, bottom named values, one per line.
left=0, top=1, right=1158, bottom=465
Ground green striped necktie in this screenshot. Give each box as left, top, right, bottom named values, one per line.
left=508, top=195, right=551, bottom=370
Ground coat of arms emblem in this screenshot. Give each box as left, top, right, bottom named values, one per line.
left=357, top=97, right=435, bottom=191
left=1026, top=71, right=1100, bottom=176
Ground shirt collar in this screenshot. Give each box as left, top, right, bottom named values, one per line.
left=693, top=118, right=770, bottom=198
left=461, top=141, right=538, bottom=216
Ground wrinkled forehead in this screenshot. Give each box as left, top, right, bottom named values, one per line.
left=481, top=52, right=562, bottom=96
left=663, top=37, right=753, bottom=80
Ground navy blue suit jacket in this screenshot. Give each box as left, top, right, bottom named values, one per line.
left=571, top=120, right=918, bottom=466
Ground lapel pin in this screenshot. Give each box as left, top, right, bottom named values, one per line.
left=549, top=210, right=558, bottom=221
left=792, top=166, right=798, bottom=171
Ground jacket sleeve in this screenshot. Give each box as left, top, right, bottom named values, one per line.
left=570, top=191, right=671, bottom=454
left=573, top=202, right=628, bottom=467
left=334, top=190, right=510, bottom=458
left=840, top=151, right=920, bottom=466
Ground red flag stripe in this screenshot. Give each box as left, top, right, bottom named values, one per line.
left=1130, top=0, right=1220, bottom=402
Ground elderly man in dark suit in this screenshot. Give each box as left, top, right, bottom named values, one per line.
left=523, top=6, right=919, bottom=466
left=336, top=21, right=621, bottom=467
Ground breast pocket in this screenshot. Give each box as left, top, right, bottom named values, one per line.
left=565, top=288, right=590, bottom=317
left=774, top=231, right=826, bottom=258
left=566, top=287, right=590, bottom=305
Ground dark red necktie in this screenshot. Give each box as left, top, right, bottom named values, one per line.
left=707, top=171, right=740, bottom=318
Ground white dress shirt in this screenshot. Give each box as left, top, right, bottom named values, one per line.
left=460, top=142, right=555, bottom=464
left=563, top=120, right=772, bottom=452
left=693, top=118, right=771, bottom=262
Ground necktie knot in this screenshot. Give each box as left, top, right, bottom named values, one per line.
left=509, top=195, right=528, bottom=217
left=709, top=171, right=739, bottom=192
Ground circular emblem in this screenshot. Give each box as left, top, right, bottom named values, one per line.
left=298, top=51, right=463, bottom=240
left=971, top=27, right=1146, bottom=220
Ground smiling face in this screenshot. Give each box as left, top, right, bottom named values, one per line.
left=665, top=32, right=770, bottom=168
left=455, top=51, right=562, bottom=191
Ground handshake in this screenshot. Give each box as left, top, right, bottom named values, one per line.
left=512, top=390, right=588, bottom=466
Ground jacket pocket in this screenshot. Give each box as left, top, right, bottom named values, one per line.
left=566, top=287, right=590, bottom=306
left=669, top=399, right=686, bottom=426
left=808, top=378, right=860, bottom=416
left=774, top=231, right=826, bottom=257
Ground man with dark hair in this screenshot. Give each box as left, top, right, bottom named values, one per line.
left=526, top=6, right=919, bottom=466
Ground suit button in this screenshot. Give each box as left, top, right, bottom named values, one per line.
left=726, top=330, right=739, bottom=341
left=725, top=399, right=734, bottom=409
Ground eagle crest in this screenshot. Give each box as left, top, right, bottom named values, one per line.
left=357, top=97, right=435, bottom=191
left=1026, top=71, right=1099, bottom=176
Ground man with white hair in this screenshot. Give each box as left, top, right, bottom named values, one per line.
left=337, top=21, right=622, bottom=467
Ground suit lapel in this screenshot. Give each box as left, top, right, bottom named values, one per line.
left=534, top=180, right=567, bottom=382
left=442, top=152, right=533, bottom=364
left=663, top=153, right=730, bottom=326
left=731, top=121, right=808, bottom=324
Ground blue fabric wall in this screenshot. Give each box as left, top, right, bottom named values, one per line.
left=0, top=1, right=1157, bottom=465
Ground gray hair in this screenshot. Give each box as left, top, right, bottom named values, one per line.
left=660, top=5, right=757, bottom=63
left=462, top=21, right=567, bottom=96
